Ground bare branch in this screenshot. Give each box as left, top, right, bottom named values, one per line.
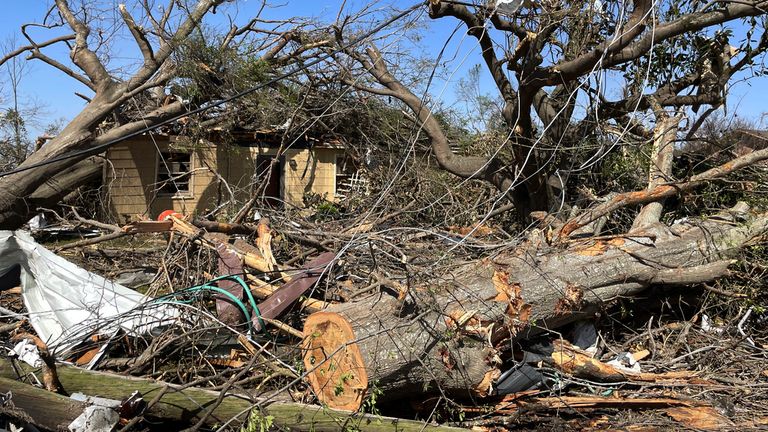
left=428, top=2, right=516, bottom=102
left=119, top=4, right=156, bottom=66
left=560, top=145, right=768, bottom=238
left=27, top=49, right=95, bottom=91
left=0, top=34, right=74, bottom=67
left=54, top=0, right=113, bottom=87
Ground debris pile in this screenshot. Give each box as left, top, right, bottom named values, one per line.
left=0, top=208, right=766, bottom=431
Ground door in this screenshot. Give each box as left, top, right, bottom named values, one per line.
left=255, top=155, right=282, bottom=207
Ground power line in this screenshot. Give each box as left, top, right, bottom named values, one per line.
left=0, top=1, right=424, bottom=179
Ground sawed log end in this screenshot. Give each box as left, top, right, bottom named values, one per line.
left=303, top=312, right=368, bottom=411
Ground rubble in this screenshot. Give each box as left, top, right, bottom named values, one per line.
left=0, top=209, right=765, bottom=431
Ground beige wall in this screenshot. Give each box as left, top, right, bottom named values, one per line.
left=283, top=147, right=338, bottom=205
left=105, top=137, right=344, bottom=220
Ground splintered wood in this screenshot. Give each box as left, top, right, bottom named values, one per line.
left=551, top=340, right=708, bottom=384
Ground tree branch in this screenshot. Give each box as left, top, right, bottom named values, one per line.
left=0, top=34, right=74, bottom=67
left=428, top=2, right=516, bottom=102
left=357, top=44, right=504, bottom=185
left=530, top=0, right=653, bottom=86
left=127, top=0, right=225, bottom=91
left=54, top=0, right=112, bottom=88
left=632, top=103, right=682, bottom=229
left=559, top=145, right=768, bottom=238
left=28, top=49, right=95, bottom=91
left=610, top=0, right=768, bottom=67
left=119, top=4, right=156, bottom=66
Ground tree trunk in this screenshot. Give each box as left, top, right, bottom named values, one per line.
left=0, top=358, right=462, bottom=432
left=0, top=156, right=103, bottom=228
left=303, top=208, right=767, bottom=410
left=0, top=376, right=85, bottom=431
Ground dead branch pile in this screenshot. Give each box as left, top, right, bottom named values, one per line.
left=0, top=199, right=767, bottom=431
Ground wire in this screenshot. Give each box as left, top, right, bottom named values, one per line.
left=152, top=274, right=263, bottom=334
left=0, top=1, right=425, bottom=179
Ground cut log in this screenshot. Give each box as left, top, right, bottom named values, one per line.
left=0, top=358, right=462, bottom=431
left=303, top=209, right=768, bottom=409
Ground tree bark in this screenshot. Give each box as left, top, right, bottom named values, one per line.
left=303, top=208, right=768, bottom=410
left=0, top=156, right=103, bottom=228
left=0, top=376, right=85, bottom=431
left=0, top=358, right=462, bottom=431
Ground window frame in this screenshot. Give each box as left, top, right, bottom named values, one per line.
left=155, top=151, right=194, bottom=198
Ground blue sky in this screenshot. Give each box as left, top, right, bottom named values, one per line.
left=2, top=1, right=767, bottom=136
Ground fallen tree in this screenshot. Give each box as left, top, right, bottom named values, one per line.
left=303, top=204, right=767, bottom=409
left=0, top=0, right=325, bottom=229
left=0, top=358, right=462, bottom=431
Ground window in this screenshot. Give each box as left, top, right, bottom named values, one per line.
left=335, top=155, right=366, bottom=200
left=157, top=152, right=192, bottom=196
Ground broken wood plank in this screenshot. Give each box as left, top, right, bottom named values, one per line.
left=245, top=271, right=329, bottom=312
left=121, top=220, right=173, bottom=233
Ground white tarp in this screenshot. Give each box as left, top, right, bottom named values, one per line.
left=0, top=230, right=174, bottom=356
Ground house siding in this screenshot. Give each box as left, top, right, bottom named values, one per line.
left=105, top=136, right=345, bottom=220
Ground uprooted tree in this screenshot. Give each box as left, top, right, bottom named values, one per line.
left=0, top=0, right=338, bottom=228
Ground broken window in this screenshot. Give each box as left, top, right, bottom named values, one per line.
left=157, top=152, right=192, bottom=196
left=335, top=155, right=365, bottom=200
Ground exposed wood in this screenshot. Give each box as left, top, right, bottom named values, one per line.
left=504, top=395, right=708, bottom=411
left=256, top=218, right=277, bottom=272
left=550, top=340, right=708, bottom=384
left=11, top=333, right=67, bottom=395
left=169, top=216, right=273, bottom=273
left=665, top=406, right=733, bottom=430
left=302, top=209, right=768, bottom=410
left=0, top=358, right=463, bottom=431
left=560, top=146, right=768, bottom=238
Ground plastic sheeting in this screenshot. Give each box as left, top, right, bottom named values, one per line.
left=0, top=230, right=174, bottom=356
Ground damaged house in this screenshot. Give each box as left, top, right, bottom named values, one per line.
left=104, top=130, right=362, bottom=220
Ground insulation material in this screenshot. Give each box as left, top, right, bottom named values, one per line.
left=0, top=230, right=174, bottom=356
